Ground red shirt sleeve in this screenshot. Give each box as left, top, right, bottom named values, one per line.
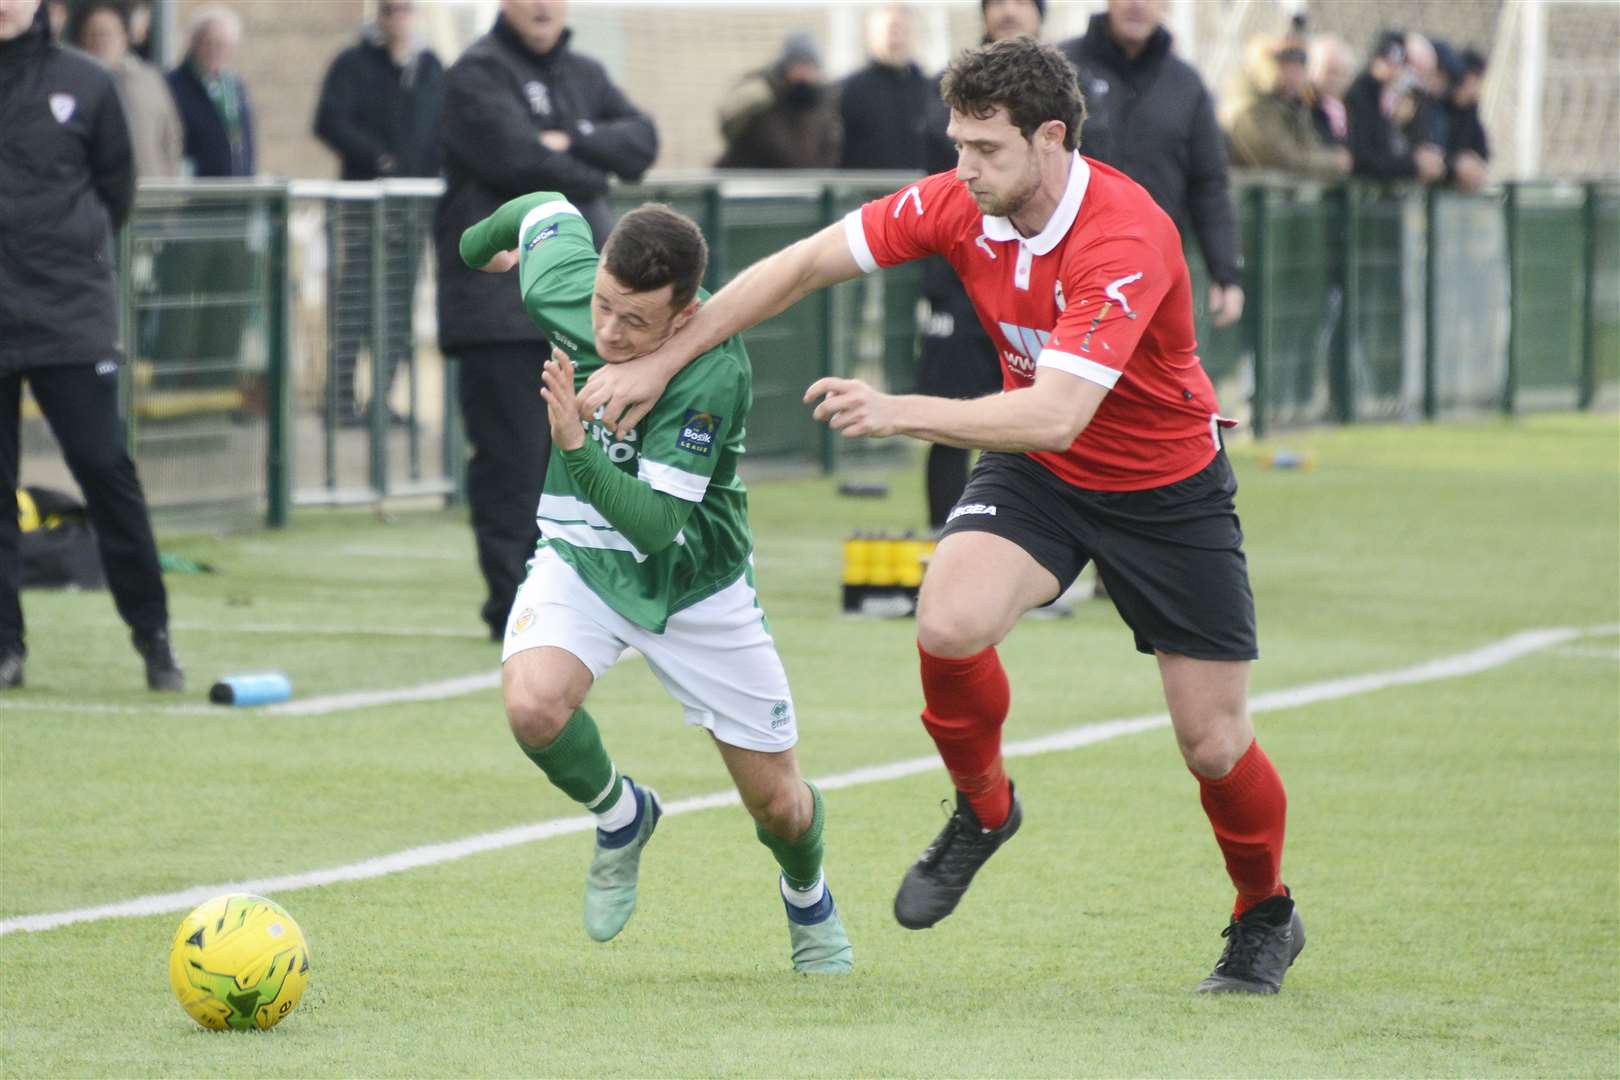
left=1039, top=236, right=1171, bottom=388
left=844, top=171, right=960, bottom=272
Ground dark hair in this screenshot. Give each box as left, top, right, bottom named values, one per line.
left=1459, top=47, right=1486, bottom=76
left=940, top=36, right=1085, bottom=152
left=1372, top=29, right=1406, bottom=63
left=602, top=204, right=709, bottom=312
left=66, top=0, right=131, bottom=48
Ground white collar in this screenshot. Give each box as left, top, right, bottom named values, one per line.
left=980, top=151, right=1089, bottom=256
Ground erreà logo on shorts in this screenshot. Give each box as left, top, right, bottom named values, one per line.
left=947, top=503, right=997, bottom=522
left=677, top=409, right=721, bottom=457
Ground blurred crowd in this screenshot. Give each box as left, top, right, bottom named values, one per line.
left=42, top=0, right=1492, bottom=193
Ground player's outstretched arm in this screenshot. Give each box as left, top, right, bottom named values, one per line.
left=579, top=222, right=863, bottom=433
left=805, top=367, right=1109, bottom=454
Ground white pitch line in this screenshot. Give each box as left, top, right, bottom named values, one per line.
left=0, top=625, right=1594, bottom=938
left=171, top=620, right=490, bottom=641
left=0, top=670, right=502, bottom=718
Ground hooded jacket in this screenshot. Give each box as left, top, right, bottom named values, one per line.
left=1061, top=13, right=1240, bottom=286
left=314, top=25, right=445, bottom=180
left=0, top=4, right=134, bottom=373
left=433, top=18, right=657, bottom=350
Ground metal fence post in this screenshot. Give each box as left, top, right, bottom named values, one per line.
left=1246, top=184, right=1270, bottom=439
left=1503, top=183, right=1519, bottom=415
left=1579, top=182, right=1598, bottom=409
left=1334, top=184, right=1358, bottom=424
left=322, top=200, right=340, bottom=493
left=703, top=183, right=726, bottom=290
left=266, top=186, right=291, bottom=527
left=818, top=185, right=839, bottom=474
left=1422, top=186, right=1439, bottom=420
left=369, top=192, right=389, bottom=496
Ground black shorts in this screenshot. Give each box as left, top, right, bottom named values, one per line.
left=939, top=450, right=1259, bottom=661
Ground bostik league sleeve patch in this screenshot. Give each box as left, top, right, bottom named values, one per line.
left=525, top=224, right=559, bottom=250
left=676, top=409, right=722, bottom=457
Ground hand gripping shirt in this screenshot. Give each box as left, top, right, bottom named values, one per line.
left=514, top=197, right=753, bottom=632
left=844, top=153, right=1233, bottom=491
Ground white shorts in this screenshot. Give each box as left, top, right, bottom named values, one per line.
left=501, top=546, right=798, bottom=753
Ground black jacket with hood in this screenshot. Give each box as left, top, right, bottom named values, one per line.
left=433, top=18, right=657, bottom=351
left=1061, top=13, right=1240, bottom=286
left=0, top=3, right=134, bottom=373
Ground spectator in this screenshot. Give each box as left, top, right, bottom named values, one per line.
left=1438, top=45, right=1490, bottom=192
left=1401, top=32, right=1447, bottom=152
left=127, top=0, right=153, bottom=61
left=70, top=0, right=184, bottom=178
left=0, top=0, right=183, bottom=692
left=837, top=4, right=932, bottom=171
left=314, top=0, right=446, bottom=424
left=1307, top=33, right=1355, bottom=148
left=1061, top=0, right=1245, bottom=329
left=167, top=6, right=255, bottom=177
left=1345, top=30, right=1444, bottom=183
left=910, top=0, right=1043, bottom=531
left=315, top=0, right=443, bottom=182
left=980, top=0, right=1043, bottom=43
left=716, top=32, right=840, bottom=169
left=433, top=0, right=657, bottom=641
left=1228, top=36, right=1350, bottom=180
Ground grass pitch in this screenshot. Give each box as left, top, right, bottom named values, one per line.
left=1, top=414, right=1616, bottom=1077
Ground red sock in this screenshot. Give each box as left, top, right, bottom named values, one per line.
left=1196, top=740, right=1289, bottom=917
left=918, top=642, right=1012, bottom=829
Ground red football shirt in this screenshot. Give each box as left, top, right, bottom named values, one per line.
left=845, top=153, right=1231, bottom=491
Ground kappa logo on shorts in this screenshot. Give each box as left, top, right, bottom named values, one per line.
left=770, top=701, right=792, bottom=729
left=947, top=503, right=997, bottom=522
left=509, top=608, right=535, bottom=637
left=525, top=224, right=558, bottom=250
left=676, top=409, right=721, bottom=457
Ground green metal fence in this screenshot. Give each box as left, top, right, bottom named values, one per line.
left=33, top=174, right=1608, bottom=530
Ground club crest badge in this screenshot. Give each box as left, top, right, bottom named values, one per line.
left=49, top=94, right=76, bottom=124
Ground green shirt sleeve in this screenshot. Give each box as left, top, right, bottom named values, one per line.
left=459, top=190, right=600, bottom=354
left=558, top=440, right=695, bottom=555
left=631, top=352, right=746, bottom=502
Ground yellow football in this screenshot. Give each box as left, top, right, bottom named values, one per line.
left=167, top=893, right=311, bottom=1031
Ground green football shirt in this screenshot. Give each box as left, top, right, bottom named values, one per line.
left=513, top=196, right=754, bottom=633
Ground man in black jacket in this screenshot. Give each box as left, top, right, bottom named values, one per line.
left=315, top=0, right=446, bottom=424
left=0, top=0, right=182, bottom=691
left=1061, top=0, right=1245, bottom=329
left=837, top=4, right=932, bottom=171
left=434, top=0, right=657, bottom=640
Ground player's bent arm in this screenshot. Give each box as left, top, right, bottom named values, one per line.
left=652, top=223, right=863, bottom=378
left=832, top=367, right=1108, bottom=453
left=558, top=441, right=696, bottom=555
left=458, top=191, right=561, bottom=269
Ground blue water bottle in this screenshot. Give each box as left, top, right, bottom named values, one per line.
left=209, top=672, right=292, bottom=707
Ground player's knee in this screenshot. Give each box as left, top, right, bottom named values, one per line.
left=916, top=604, right=998, bottom=658
left=503, top=680, right=574, bottom=750
left=747, top=781, right=811, bottom=840
left=1177, top=722, right=1247, bottom=779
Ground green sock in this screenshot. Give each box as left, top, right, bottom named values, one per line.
left=517, top=707, right=625, bottom=814
left=756, top=781, right=825, bottom=892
